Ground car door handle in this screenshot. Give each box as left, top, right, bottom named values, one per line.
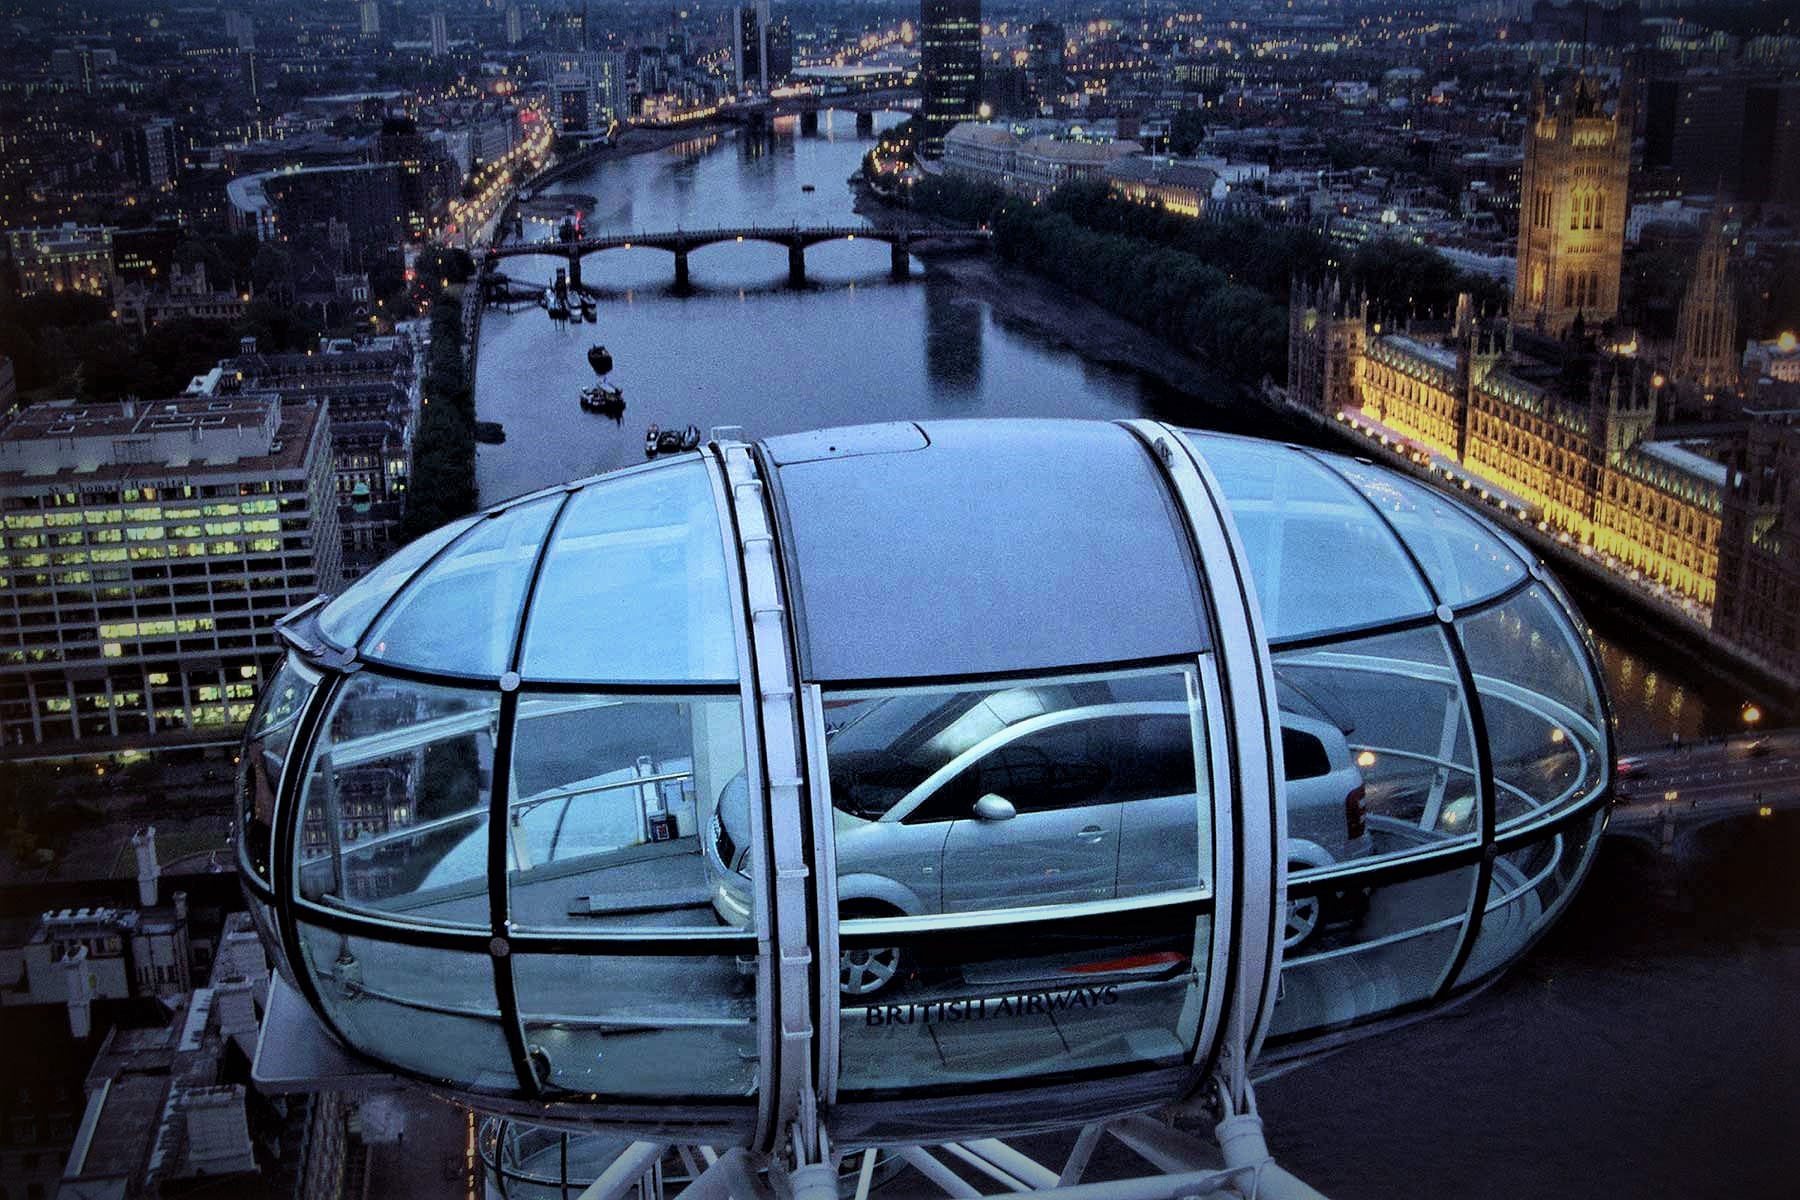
left=1076, top=826, right=1107, bottom=843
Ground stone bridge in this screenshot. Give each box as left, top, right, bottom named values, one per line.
left=483, top=225, right=989, bottom=289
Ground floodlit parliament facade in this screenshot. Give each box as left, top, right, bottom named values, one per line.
left=1290, top=73, right=1743, bottom=638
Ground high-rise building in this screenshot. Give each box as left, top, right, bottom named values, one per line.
left=125, top=119, right=179, bottom=191
left=0, top=395, right=342, bottom=751
left=360, top=0, right=382, bottom=38
left=430, top=10, right=450, bottom=57
left=767, top=16, right=793, bottom=86
left=505, top=3, right=524, bottom=45
left=1513, top=73, right=1632, bottom=336
left=1644, top=72, right=1800, bottom=209
left=733, top=1, right=770, bottom=94
left=1025, top=20, right=1064, bottom=109
left=1671, top=205, right=1739, bottom=403
left=920, top=0, right=982, bottom=159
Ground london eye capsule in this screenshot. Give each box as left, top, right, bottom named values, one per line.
left=239, top=419, right=1612, bottom=1155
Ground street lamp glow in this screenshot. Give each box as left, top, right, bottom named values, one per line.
left=1742, top=703, right=1763, bottom=727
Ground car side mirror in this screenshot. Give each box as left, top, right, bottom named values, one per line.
left=973, top=794, right=1016, bottom=822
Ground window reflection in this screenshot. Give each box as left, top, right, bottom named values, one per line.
left=316, top=514, right=478, bottom=648
left=1275, top=626, right=1479, bottom=893
left=361, top=496, right=561, bottom=675
left=296, top=926, right=515, bottom=1092
left=513, top=954, right=757, bottom=1097
left=1185, top=434, right=1431, bottom=639
left=508, top=693, right=748, bottom=931
left=838, top=909, right=1210, bottom=1092
left=295, top=675, right=499, bottom=926
left=240, top=655, right=315, bottom=883
left=821, top=667, right=1207, bottom=931
left=1459, top=587, right=1607, bottom=829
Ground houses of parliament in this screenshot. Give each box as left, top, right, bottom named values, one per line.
left=1288, top=71, right=1800, bottom=684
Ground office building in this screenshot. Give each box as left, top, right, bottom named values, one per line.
left=920, top=0, right=982, bottom=159
left=430, top=9, right=450, bottom=57
left=212, top=336, right=420, bottom=575
left=0, top=395, right=341, bottom=752
left=125, top=120, right=179, bottom=192
left=5, top=225, right=115, bottom=298
left=734, top=0, right=770, bottom=94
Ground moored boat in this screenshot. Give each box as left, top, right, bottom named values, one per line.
left=579, top=383, right=625, bottom=414
left=588, top=344, right=614, bottom=375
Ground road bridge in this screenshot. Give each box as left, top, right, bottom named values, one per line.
left=483, top=224, right=989, bottom=290
left=1605, top=727, right=1800, bottom=858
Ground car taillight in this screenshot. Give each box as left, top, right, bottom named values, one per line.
left=1345, top=785, right=1367, bottom=841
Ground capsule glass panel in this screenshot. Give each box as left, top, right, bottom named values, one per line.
left=1458, top=586, right=1608, bottom=830
left=316, top=514, right=480, bottom=648
left=1460, top=810, right=1606, bottom=983
left=239, top=654, right=315, bottom=884
left=1330, top=460, right=1530, bottom=606
left=512, top=953, right=758, bottom=1097
left=520, top=461, right=737, bottom=683
left=297, top=925, right=514, bottom=1091
left=826, top=665, right=1212, bottom=1092
left=295, top=674, right=499, bottom=926
left=1184, top=434, right=1432, bottom=639
left=360, top=495, right=562, bottom=675
left=1273, top=625, right=1481, bottom=871
left=506, top=692, right=749, bottom=931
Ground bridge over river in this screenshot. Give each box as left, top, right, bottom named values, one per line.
left=1606, top=727, right=1800, bottom=857
left=483, top=224, right=991, bottom=291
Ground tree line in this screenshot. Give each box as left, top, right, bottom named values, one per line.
left=906, top=175, right=1511, bottom=389
left=396, top=279, right=479, bottom=542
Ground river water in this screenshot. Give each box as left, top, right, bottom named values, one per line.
left=472, top=112, right=1800, bottom=1195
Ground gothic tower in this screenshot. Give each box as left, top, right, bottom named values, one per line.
left=1671, top=203, right=1740, bottom=404
left=1287, top=276, right=1366, bottom=417
left=1513, top=72, right=1632, bottom=337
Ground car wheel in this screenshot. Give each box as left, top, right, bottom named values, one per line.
left=839, top=905, right=905, bottom=998
left=1283, top=865, right=1322, bottom=950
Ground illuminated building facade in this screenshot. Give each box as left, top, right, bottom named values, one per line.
left=1513, top=74, right=1632, bottom=336
left=4, top=225, right=114, bottom=298
left=733, top=0, right=769, bottom=93
left=1293, top=287, right=1726, bottom=614
left=0, top=396, right=341, bottom=751
left=920, top=0, right=981, bottom=159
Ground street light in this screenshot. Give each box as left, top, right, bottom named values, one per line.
left=1742, top=703, right=1762, bottom=728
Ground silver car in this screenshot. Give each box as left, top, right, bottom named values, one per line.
left=709, top=692, right=1368, bottom=994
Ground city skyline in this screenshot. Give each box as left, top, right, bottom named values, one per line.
left=0, top=1, right=1797, bottom=1198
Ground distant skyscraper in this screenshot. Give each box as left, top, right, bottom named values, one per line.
left=126, top=119, right=179, bottom=191
left=920, top=0, right=981, bottom=159
left=505, top=3, right=524, bottom=45
left=360, top=0, right=382, bottom=37
left=767, top=16, right=793, bottom=86
left=1025, top=20, right=1064, bottom=109
left=1513, top=73, right=1631, bottom=336
left=430, top=10, right=449, bottom=56
left=1672, top=205, right=1739, bottom=402
left=733, top=0, right=770, bottom=93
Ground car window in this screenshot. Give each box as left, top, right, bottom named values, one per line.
left=1281, top=726, right=1332, bottom=779
left=907, top=713, right=1194, bottom=823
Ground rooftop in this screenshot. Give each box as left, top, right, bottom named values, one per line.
left=0, top=395, right=322, bottom=486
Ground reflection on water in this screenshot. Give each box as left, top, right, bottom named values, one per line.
left=923, top=279, right=983, bottom=402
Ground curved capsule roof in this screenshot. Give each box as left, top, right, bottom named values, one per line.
left=243, top=420, right=1612, bottom=1145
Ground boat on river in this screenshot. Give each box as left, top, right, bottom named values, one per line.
left=579, top=296, right=597, bottom=322
left=588, top=344, right=614, bottom=375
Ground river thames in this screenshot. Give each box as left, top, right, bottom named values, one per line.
left=472, top=111, right=1800, bottom=1196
